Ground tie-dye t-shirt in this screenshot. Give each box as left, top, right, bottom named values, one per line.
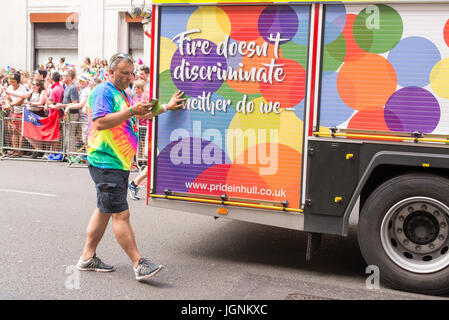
left=86, top=82, right=138, bottom=171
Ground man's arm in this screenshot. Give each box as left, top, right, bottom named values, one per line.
left=138, top=90, right=186, bottom=119
left=65, top=101, right=85, bottom=113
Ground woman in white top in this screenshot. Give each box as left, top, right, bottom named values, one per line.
left=27, top=80, right=47, bottom=117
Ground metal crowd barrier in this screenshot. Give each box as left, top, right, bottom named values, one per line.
left=136, top=124, right=149, bottom=169
left=0, top=116, right=65, bottom=161
left=0, top=116, right=3, bottom=155
left=0, top=114, right=149, bottom=169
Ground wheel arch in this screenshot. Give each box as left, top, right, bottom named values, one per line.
left=342, top=151, right=449, bottom=236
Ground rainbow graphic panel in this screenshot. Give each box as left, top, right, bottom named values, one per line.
left=155, top=5, right=310, bottom=209
left=319, top=3, right=449, bottom=135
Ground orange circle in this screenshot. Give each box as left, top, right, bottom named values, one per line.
left=220, top=6, right=264, bottom=41
left=337, top=53, right=397, bottom=111
left=234, top=143, right=302, bottom=208
left=348, top=108, right=389, bottom=131
left=444, top=20, right=449, bottom=47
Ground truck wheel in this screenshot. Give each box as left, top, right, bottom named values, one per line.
left=358, top=173, right=449, bottom=295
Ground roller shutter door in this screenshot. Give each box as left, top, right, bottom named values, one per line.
left=129, top=22, right=144, bottom=62
left=154, top=5, right=310, bottom=209
left=34, top=23, right=78, bottom=67
left=34, top=23, right=78, bottom=49
left=319, top=3, right=449, bottom=136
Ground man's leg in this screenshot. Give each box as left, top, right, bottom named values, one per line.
left=81, top=208, right=112, bottom=261
left=134, top=166, right=148, bottom=186
left=112, top=209, right=163, bottom=281
left=111, top=209, right=141, bottom=268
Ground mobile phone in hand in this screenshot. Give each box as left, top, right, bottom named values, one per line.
left=150, top=98, right=162, bottom=114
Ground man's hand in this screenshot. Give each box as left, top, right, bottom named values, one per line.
left=166, top=90, right=186, bottom=111
left=131, top=101, right=154, bottom=116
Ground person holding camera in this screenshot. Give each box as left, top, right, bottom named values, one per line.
left=76, top=53, right=185, bottom=281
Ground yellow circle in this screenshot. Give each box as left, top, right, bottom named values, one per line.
left=226, top=96, right=303, bottom=161
left=430, top=57, right=449, bottom=99
left=187, top=7, right=231, bottom=45
left=159, top=37, right=178, bottom=73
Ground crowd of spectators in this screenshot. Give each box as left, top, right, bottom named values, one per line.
left=0, top=56, right=151, bottom=160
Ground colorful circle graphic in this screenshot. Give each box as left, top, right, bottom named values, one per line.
left=430, top=57, right=449, bottom=99
left=187, top=6, right=231, bottom=44
left=156, top=137, right=231, bottom=194
left=324, top=4, right=347, bottom=45
left=388, top=37, right=441, bottom=88
left=226, top=37, right=282, bottom=95
left=220, top=5, right=264, bottom=41
left=322, top=32, right=346, bottom=72
left=348, top=108, right=390, bottom=131
left=337, top=53, right=397, bottom=110
left=290, top=5, right=311, bottom=46
left=235, top=143, right=302, bottom=206
left=160, top=37, right=179, bottom=73
left=353, top=5, right=403, bottom=54
left=342, top=14, right=368, bottom=63
left=258, top=6, right=299, bottom=44
left=170, top=39, right=227, bottom=97
left=259, top=58, right=306, bottom=108
left=320, top=72, right=354, bottom=127
left=444, top=20, right=449, bottom=47
left=384, top=87, right=440, bottom=133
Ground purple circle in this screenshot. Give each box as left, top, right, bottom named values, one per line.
left=384, top=87, right=440, bottom=133
left=170, top=39, right=227, bottom=97
left=258, top=6, right=299, bottom=43
left=156, top=137, right=231, bottom=194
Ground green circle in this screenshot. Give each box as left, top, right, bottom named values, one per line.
left=159, top=69, right=190, bottom=104
left=280, top=41, right=308, bottom=70
left=215, top=82, right=261, bottom=111
left=353, top=4, right=403, bottom=54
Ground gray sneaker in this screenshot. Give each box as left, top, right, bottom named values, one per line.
left=128, top=182, right=140, bottom=200
left=76, top=253, right=115, bottom=272
left=134, top=258, right=163, bottom=281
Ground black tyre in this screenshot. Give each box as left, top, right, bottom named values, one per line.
left=358, top=173, right=449, bottom=295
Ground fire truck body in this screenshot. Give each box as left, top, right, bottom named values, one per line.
left=147, top=0, right=449, bottom=294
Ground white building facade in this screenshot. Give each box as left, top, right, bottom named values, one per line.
left=0, top=0, right=151, bottom=72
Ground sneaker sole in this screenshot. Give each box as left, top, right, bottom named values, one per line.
left=76, top=265, right=115, bottom=272
left=135, top=265, right=163, bottom=281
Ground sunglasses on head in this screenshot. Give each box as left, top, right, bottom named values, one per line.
left=110, top=53, right=132, bottom=66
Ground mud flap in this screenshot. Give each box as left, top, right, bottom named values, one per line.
left=306, top=232, right=322, bottom=262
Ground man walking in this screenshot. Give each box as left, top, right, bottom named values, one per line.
left=76, top=53, right=185, bottom=281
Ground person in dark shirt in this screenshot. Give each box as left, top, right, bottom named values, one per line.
left=58, top=69, right=82, bottom=149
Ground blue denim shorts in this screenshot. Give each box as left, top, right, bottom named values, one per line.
left=88, top=165, right=130, bottom=214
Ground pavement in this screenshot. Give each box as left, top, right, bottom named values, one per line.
left=0, top=159, right=448, bottom=300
